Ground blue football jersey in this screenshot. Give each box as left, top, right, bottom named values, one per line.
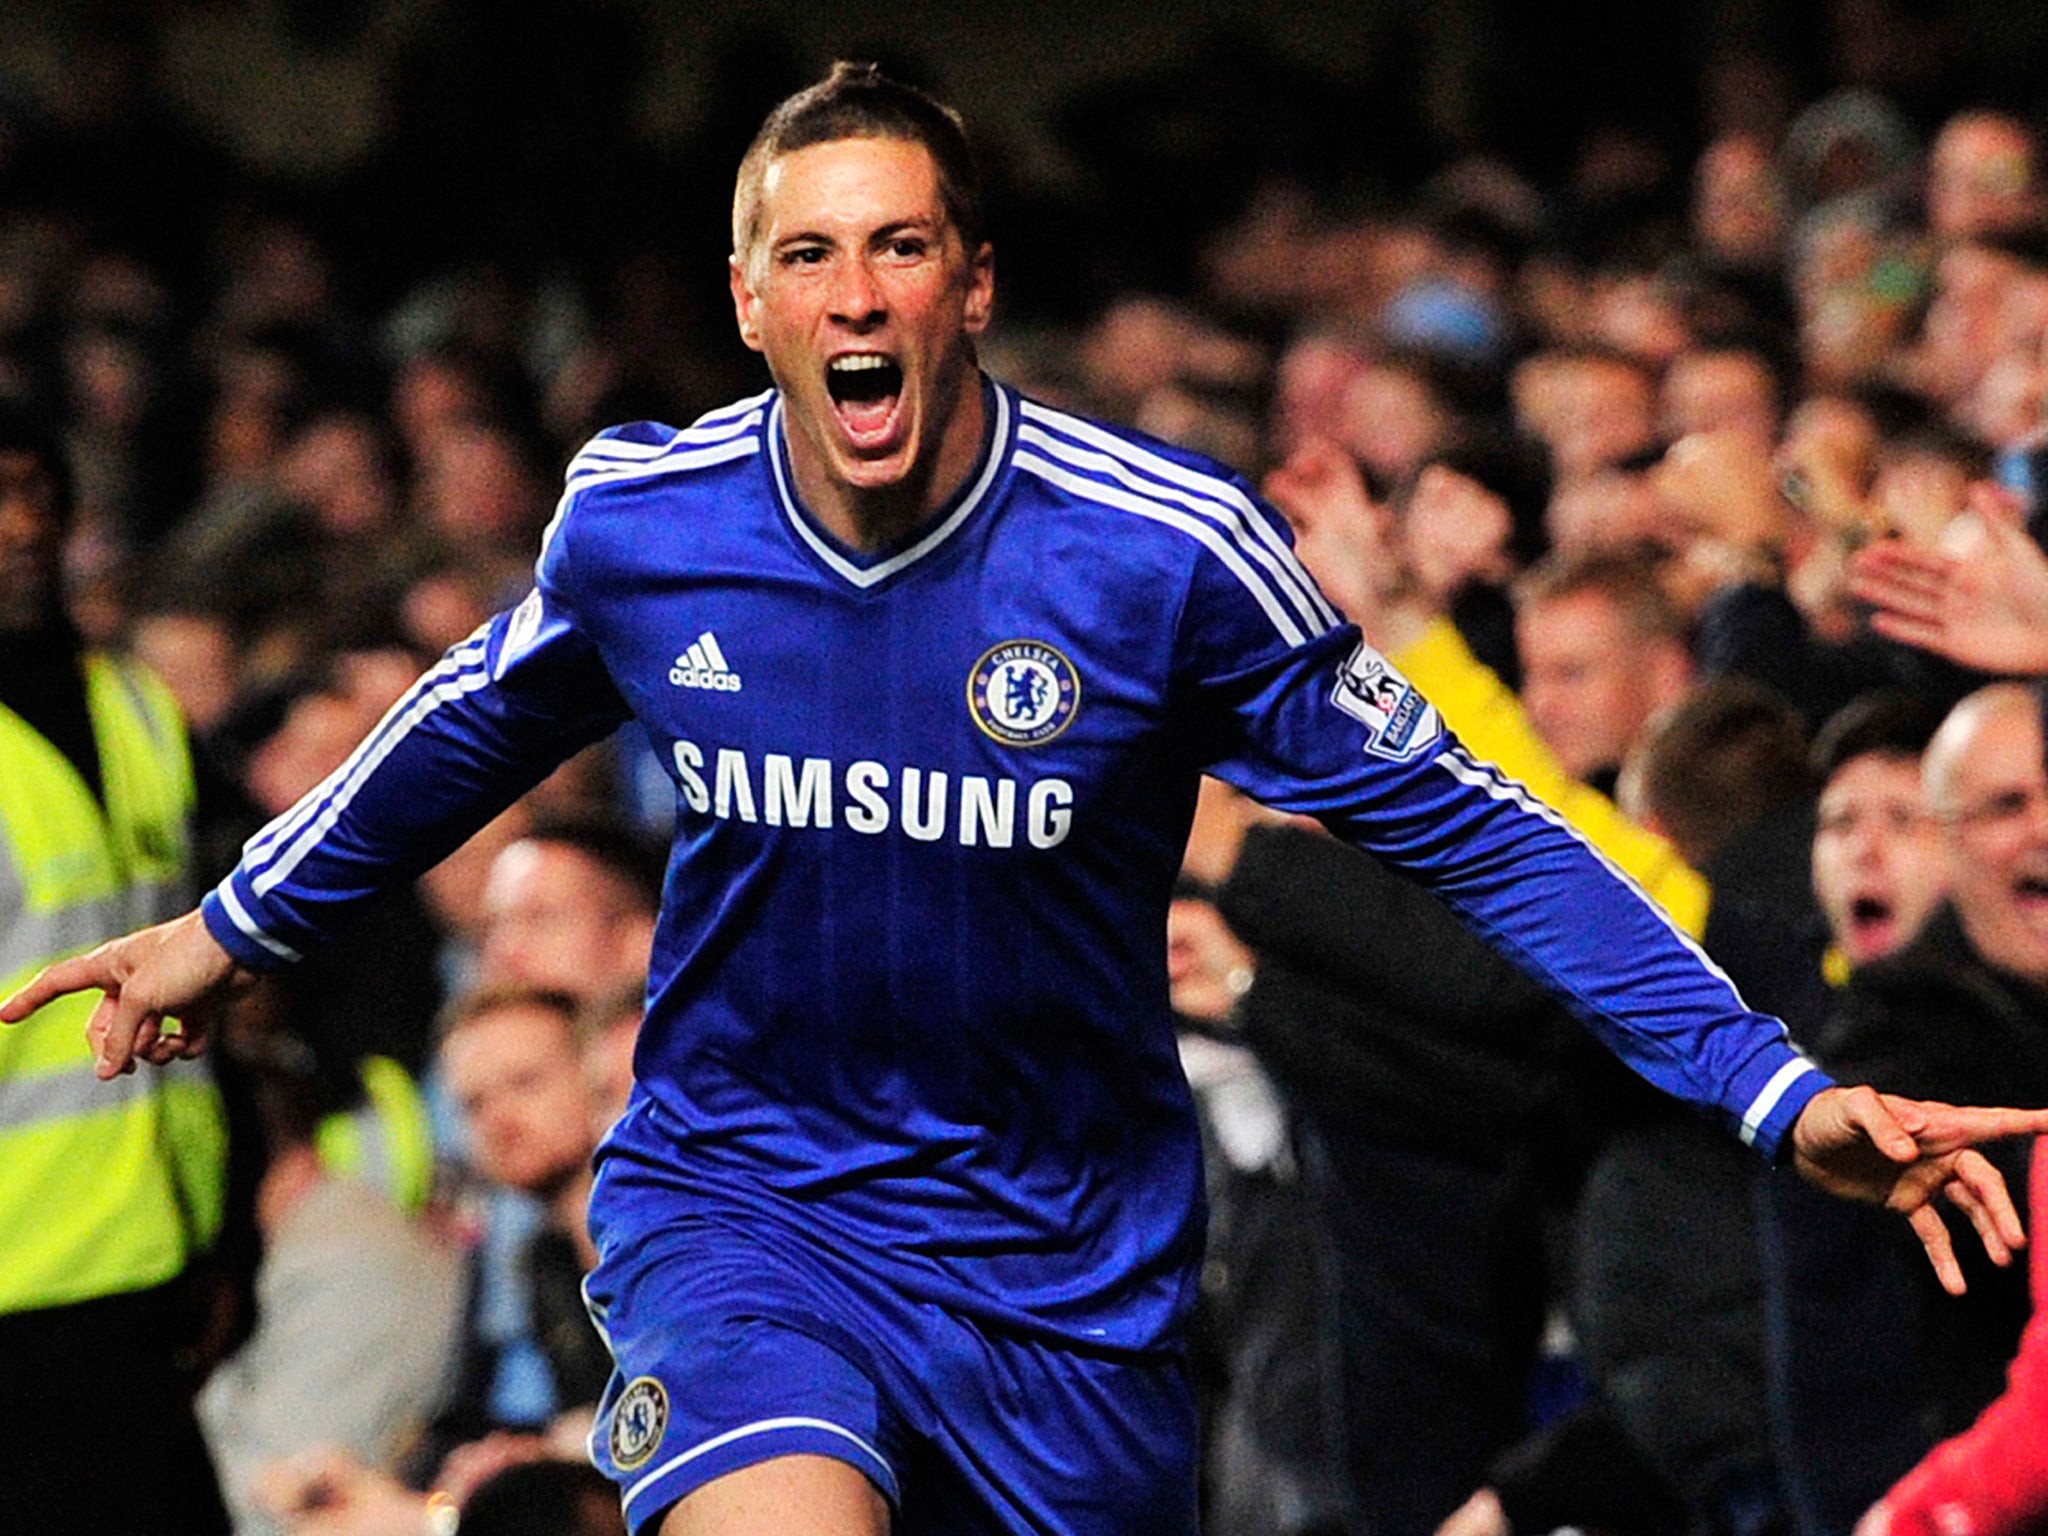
left=202, top=379, right=1828, bottom=1353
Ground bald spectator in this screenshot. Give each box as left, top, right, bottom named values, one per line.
left=1514, top=548, right=1694, bottom=792
left=475, top=816, right=661, bottom=1008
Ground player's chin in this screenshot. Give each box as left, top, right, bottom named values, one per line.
left=831, top=418, right=922, bottom=484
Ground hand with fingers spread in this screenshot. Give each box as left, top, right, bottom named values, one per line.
left=1791, top=1084, right=2048, bottom=1295
left=1848, top=500, right=2048, bottom=676
left=0, top=909, right=254, bottom=1078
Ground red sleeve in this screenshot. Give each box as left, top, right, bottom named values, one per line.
left=1874, top=1138, right=2048, bottom=1536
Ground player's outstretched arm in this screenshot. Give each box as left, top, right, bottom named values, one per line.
left=0, top=909, right=253, bottom=1079
left=1791, top=1084, right=2048, bottom=1295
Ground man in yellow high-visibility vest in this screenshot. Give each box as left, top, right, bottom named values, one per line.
left=0, top=405, right=230, bottom=1533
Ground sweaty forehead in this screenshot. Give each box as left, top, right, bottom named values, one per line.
left=758, top=137, right=947, bottom=234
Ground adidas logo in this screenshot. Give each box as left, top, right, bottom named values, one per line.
left=669, top=631, right=742, bottom=692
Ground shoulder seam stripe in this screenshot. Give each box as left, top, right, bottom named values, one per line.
left=1016, top=422, right=1334, bottom=637
left=1020, top=401, right=1342, bottom=629
left=567, top=435, right=759, bottom=486
left=576, top=410, right=766, bottom=461
left=1014, top=449, right=1308, bottom=646
left=243, top=639, right=489, bottom=866
left=251, top=660, right=498, bottom=898
left=686, top=388, right=775, bottom=430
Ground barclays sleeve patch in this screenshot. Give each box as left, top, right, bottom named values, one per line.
left=1329, top=641, right=1443, bottom=761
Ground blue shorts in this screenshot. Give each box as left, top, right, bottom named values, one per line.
left=582, top=1191, right=1198, bottom=1535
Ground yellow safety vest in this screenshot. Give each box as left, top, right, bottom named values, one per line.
left=0, top=652, right=225, bottom=1314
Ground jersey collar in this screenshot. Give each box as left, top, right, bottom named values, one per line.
left=767, top=377, right=1013, bottom=589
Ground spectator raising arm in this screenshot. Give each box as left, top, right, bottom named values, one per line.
left=1850, top=497, right=2048, bottom=675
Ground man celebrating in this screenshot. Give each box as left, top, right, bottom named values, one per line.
left=9, top=65, right=2048, bottom=1536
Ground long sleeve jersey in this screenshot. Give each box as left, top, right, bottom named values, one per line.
left=201, top=380, right=1829, bottom=1351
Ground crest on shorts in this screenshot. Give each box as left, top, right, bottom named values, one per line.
left=968, top=640, right=1080, bottom=747
left=609, top=1375, right=670, bottom=1471
left=1330, top=641, right=1441, bottom=762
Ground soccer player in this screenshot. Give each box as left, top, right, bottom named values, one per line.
left=8, top=64, right=2048, bottom=1536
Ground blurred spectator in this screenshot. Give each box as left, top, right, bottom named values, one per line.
left=1511, top=349, right=1658, bottom=485
left=1778, top=685, right=2048, bottom=1529
left=1169, top=831, right=1350, bottom=1536
left=1926, top=112, right=2044, bottom=244
left=1693, top=134, right=1790, bottom=278
left=1739, top=692, right=1948, bottom=1536
left=1621, top=677, right=1813, bottom=871
left=475, top=817, right=661, bottom=1008
left=1856, top=1140, right=2048, bottom=1536
left=257, top=1447, right=626, bottom=1536
left=198, top=1052, right=463, bottom=1536
left=427, top=986, right=609, bottom=1469
left=0, top=401, right=233, bottom=1532
left=1660, top=344, right=1783, bottom=450
left=1809, top=694, right=1951, bottom=976
left=575, top=984, right=643, bottom=1138
left=1392, top=433, right=1552, bottom=685
left=1513, top=548, right=1694, bottom=792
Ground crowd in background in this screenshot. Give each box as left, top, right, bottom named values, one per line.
left=10, top=4, right=2048, bottom=1535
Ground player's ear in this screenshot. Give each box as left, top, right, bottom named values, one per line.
left=730, top=255, right=765, bottom=353
left=962, top=243, right=995, bottom=337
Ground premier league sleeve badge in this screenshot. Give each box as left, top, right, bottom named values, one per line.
left=1329, top=640, right=1442, bottom=762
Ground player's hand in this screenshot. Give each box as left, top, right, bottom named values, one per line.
left=1791, top=1084, right=2048, bottom=1295
left=0, top=909, right=251, bottom=1079
left=1848, top=494, right=2048, bottom=675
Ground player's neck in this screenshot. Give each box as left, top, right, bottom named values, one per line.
left=790, top=372, right=989, bottom=553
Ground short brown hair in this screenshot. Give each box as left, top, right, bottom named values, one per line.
left=1511, top=545, right=1689, bottom=647
left=732, top=61, right=984, bottom=268
left=439, top=983, right=581, bottom=1046
left=1627, top=677, right=1811, bottom=866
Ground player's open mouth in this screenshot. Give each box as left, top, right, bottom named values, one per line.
left=827, top=353, right=905, bottom=448
left=2015, top=872, right=2048, bottom=909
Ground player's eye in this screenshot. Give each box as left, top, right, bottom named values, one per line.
left=781, top=245, right=829, bottom=268
left=887, top=237, right=928, bottom=260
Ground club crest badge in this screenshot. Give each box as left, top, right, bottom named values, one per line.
left=1330, top=641, right=1441, bottom=762
left=609, top=1375, right=670, bottom=1471
left=968, top=640, right=1080, bottom=747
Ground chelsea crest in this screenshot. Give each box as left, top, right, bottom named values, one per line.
left=609, top=1375, right=670, bottom=1471
left=968, top=640, right=1080, bottom=747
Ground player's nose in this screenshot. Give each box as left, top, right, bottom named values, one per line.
left=827, top=257, right=887, bottom=328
